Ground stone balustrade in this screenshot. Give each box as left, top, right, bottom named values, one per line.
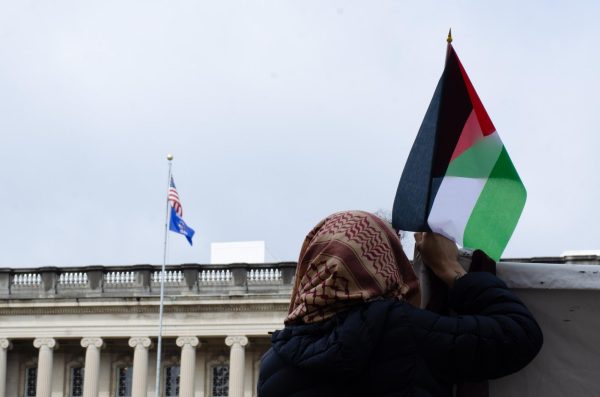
left=0, top=262, right=297, bottom=299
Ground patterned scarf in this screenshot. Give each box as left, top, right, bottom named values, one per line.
left=286, top=211, right=420, bottom=324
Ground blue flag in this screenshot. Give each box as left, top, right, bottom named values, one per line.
left=168, top=177, right=195, bottom=245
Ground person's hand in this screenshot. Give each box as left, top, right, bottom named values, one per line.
left=414, top=232, right=466, bottom=286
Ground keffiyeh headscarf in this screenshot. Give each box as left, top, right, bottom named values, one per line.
left=286, top=211, right=420, bottom=324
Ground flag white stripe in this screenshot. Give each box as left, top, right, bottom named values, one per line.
left=427, top=176, right=487, bottom=245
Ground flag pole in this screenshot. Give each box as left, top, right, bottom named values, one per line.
left=155, top=153, right=173, bottom=397
left=445, top=28, right=453, bottom=60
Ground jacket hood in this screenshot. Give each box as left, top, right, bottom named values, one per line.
left=271, top=300, right=396, bottom=375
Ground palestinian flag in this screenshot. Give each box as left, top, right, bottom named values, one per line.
left=392, top=42, right=526, bottom=260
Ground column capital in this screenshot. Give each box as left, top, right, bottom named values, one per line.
left=34, top=338, right=57, bottom=349
left=0, top=338, right=11, bottom=350
left=225, top=336, right=248, bottom=347
left=81, top=337, right=104, bottom=349
left=128, top=337, right=152, bottom=349
left=176, top=336, right=200, bottom=348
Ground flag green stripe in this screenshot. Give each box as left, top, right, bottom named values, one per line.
left=445, top=132, right=503, bottom=178
left=462, top=147, right=527, bottom=260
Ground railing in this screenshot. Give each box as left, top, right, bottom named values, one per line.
left=152, top=270, right=185, bottom=284
left=4, top=259, right=597, bottom=299
left=248, top=268, right=282, bottom=283
left=12, top=273, right=41, bottom=288
left=105, top=271, right=135, bottom=285
left=0, top=263, right=297, bottom=298
left=199, top=269, right=232, bottom=284
left=58, top=272, right=88, bottom=287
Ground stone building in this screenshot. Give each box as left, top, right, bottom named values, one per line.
left=0, top=254, right=599, bottom=397
left=0, top=262, right=296, bottom=397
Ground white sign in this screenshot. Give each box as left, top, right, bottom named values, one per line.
left=210, top=241, right=265, bottom=264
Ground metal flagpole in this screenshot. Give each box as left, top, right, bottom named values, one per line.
left=155, top=153, right=174, bottom=397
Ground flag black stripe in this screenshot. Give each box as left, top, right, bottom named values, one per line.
left=392, top=76, right=443, bottom=232
left=431, top=46, right=473, bottom=178
left=393, top=45, right=474, bottom=232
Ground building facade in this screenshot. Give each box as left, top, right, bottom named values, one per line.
left=0, top=263, right=296, bottom=397
left=1, top=255, right=599, bottom=397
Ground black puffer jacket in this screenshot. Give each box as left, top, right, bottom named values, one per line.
left=258, top=272, right=543, bottom=397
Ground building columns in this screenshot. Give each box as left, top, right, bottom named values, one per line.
left=0, top=338, right=11, bottom=397
left=176, top=336, right=200, bottom=397
left=33, top=338, right=57, bottom=397
left=81, top=337, right=104, bottom=397
left=225, top=336, right=248, bottom=397
left=128, top=337, right=152, bottom=397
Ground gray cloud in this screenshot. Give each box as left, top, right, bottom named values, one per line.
left=1, top=1, right=598, bottom=267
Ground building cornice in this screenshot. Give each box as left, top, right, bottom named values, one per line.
left=0, top=299, right=289, bottom=316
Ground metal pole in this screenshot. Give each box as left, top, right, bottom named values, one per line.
left=155, top=154, right=173, bottom=397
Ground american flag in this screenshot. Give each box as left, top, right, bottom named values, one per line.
left=167, top=175, right=195, bottom=245
left=169, top=177, right=183, bottom=217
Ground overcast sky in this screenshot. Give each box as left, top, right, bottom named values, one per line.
left=1, top=1, right=599, bottom=267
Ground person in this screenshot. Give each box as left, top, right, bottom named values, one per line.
left=258, top=210, right=543, bottom=397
